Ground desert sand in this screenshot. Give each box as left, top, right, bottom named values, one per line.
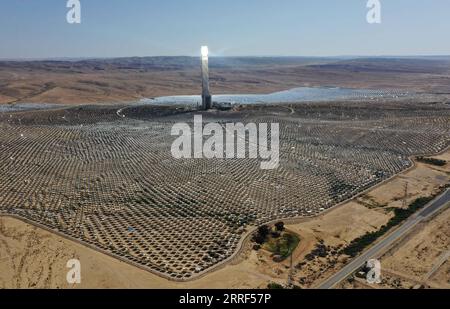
left=1, top=57, right=450, bottom=105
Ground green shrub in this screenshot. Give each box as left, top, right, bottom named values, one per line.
left=343, top=195, right=435, bottom=257
left=417, top=157, right=447, bottom=167
left=275, top=221, right=285, bottom=231
left=267, top=282, right=285, bottom=289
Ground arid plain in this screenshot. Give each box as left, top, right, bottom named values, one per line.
left=0, top=57, right=449, bottom=288
left=1, top=57, right=450, bottom=105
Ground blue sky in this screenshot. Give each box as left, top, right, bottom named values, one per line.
left=1, top=0, right=449, bottom=58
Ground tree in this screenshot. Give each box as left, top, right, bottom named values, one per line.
left=257, top=225, right=270, bottom=238
left=267, top=282, right=285, bottom=289
left=275, top=221, right=285, bottom=232
left=253, top=225, right=271, bottom=244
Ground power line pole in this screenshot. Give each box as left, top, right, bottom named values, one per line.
left=403, top=182, right=408, bottom=208
left=287, top=252, right=294, bottom=287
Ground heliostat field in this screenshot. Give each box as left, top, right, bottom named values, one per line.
left=0, top=100, right=449, bottom=280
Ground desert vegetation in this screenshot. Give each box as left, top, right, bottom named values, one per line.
left=343, top=187, right=448, bottom=257
left=416, top=156, right=447, bottom=167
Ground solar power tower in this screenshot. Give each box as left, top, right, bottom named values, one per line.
left=201, top=46, right=212, bottom=110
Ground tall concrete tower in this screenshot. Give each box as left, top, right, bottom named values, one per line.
left=201, top=46, right=212, bottom=110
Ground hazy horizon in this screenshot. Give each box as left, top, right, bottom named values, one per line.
left=2, top=55, right=450, bottom=62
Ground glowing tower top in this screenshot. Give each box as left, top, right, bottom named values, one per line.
left=201, top=46, right=212, bottom=110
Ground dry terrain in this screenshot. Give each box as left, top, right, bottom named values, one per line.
left=339, top=206, right=450, bottom=290
left=0, top=100, right=448, bottom=280
left=380, top=207, right=450, bottom=289
left=1, top=151, right=448, bottom=289
left=1, top=57, right=450, bottom=105
left=0, top=57, right=449, bottom=288
left=0, top=104, right=448, bottom=287
left=337, top=152, right=450, bottom=289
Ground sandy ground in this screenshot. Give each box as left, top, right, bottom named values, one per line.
left=429, top=261, right=449, bottom=287
left=378, top=153, right=449, bottom=288
left=1, top=57, right=450, bottom=105
left=337, top=153, right=449, bottom=289
left=1, top=151, right=448, bottom=289
left=380, top=207, right=450, bottom=288
left=339, top=207, right=450, bottom=290
left=0, top=216, right=276, bottom=289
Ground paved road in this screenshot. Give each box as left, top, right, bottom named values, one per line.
left=318, top=189, right=450, bottom=289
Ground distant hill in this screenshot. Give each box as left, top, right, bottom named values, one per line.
left=309, top=57, right=450, bottom=74
left=1, top=56, right=449, bottom=105
left=0, top=56, right=341, bottom=72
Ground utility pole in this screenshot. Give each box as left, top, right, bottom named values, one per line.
left=287, top=252, right=294, bottom=288
left=402, top=182, right=408, bottom=208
